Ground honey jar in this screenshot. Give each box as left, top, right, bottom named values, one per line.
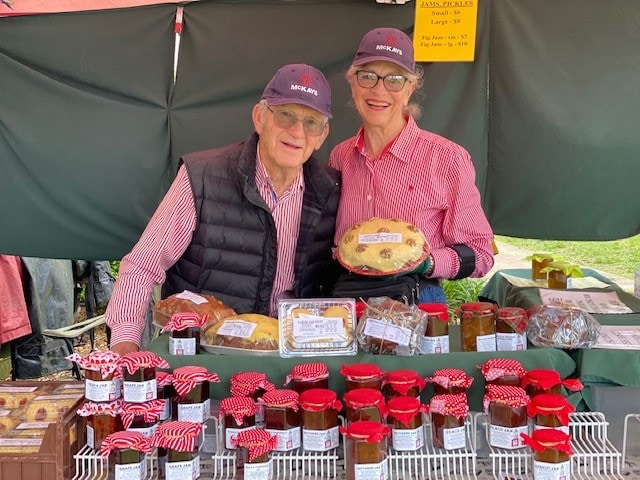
left=521, top=369, right=583, bottom=398
left=343, top=387, right=386, bottom=424
left=528, top=393, right=574, bottom=435
left=521, top=429, right=572, bottom=480
left=261, top=389, right=301, bottom=451
left=495, top=307, right=528, bottom=351
left=161, top=312, right=207, bottom=355
left=456, top=302, right=497, bottom=352
left=542, top=261, right=583, bottom=289
left=230, top=371, right=276, bottom=423
left=340, top=363, right=386, bottom=392
left=285, top=362, right=329, bottom=395
left=528, top=252, right=555, bottom=281
left=387, top=396, right=427, bottom=451
left=219, top=397, right=258, bottom=450
left=382, top=369, right=426, bottom=400
left=151, top=421, right=203, bottom=480
left=67, top=350, right=122, bottom=403
left=428, top=393, right=468, bottom=450
left=101, top=431, right=151, bottom=480
left=341, top=420, right=390, bottom=480
left=483, top=385, right=530, bottom=449
left=417, top=302, right=450, bottom=354
left=299, top=388, right=342, bottom=452
left=120, top=351, right=169, bottom=404
left=121, top=399, right=166, bottom=437
left=234, top=429, right=277, bottom=480
left=172, top=365, right=219, bottom=423
left=77, top=399, right=124, bottom=450
left=426, top=368, right=474, bottom=396
left=477, top=358, right=527, bottom=388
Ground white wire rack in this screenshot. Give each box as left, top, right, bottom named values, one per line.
left=475, top=411, right=623, bottom=480
left=622, top=413, right=640, bottom=466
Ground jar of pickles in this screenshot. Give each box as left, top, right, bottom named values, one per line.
left=542, top=261, right=583, bottom=289
left=261, top=389, right=301, bottom=452
left=426, top=368, right=474, bottom=396
left=121, top=399, right=166, bottom=437
left=219, top=397, right=258, bottom=450
left=456, top=302, right=497, bottom=352
left=418, top=302, right=450, bottom=354
left=522, top=429, right=572, bottom=480
left=483, top=385, right=530, bottom=449
left=387, top=396, right=427, bottom=451
left=101, top=431, right=151, bottom=480
left=230, top=371, right=276, bottom=424
left=343, top=388, right=386, bottom=424
left=341, top=420, right=391, bottom=480
left=172, top=365, right=219, bottom=423
left=161, top=312, right=207, bottom=355
left=151, top=421, right=203, bottom=480
left=528, top=393, right=574, bottom=434
left=67, top=350, right=122, bottom=403
left=120, top=351, right=169, bottom=403
left=477, top=358, right=527, bottom=388
left=285, top=363, right=329, bottom=395
left=382, top=369, right=426, bottom=400
left=521, top=369, right=583, bottom=398
left=299, top=388, right=342, bottom=452
left=495, top=307, right=528, bottom=351
left=528, top=252, right=556, bottom=282
left=77, top=399, right=124, bottom=450
left=428, top=393, right=468, bottom=450
left=156, top=371, right=173, bottom=422
left=234, top=429, right=277, bottom=480
left=340, top=363, right=386, bottom=392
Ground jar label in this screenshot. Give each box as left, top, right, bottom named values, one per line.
left=533, top=460, right=571, bottom=480
left=392, top=426, right=425, bottom=451
left=534, top=424, right=571, bottom=435
left=178, top=398, right=210, bottom=423
left=225, top=425, right=257, bottom=450
left=443, top=425, right=466, bottom=450
left=86, top=424, right=95, bottom=450
left=419, top=335, right=450, bottom=354
left=169, top=336, right=197, bottom=355
left=476, top=333, right=497, bottom=352
left=363, top=318, right=412, bottom=346
left=354, top=459, right=389, bottom=480
left=489, top=424, right=528, bottom=449
left=127, top=423, right=157, bottom=438
left=115, top=459, right=145, bottom=480
left=85, top=378, right=122, bottom=402
left=165, top=456, right=200, bottom=480
left=266, top=426, right=301, bottom=451
left=123, top=379, right=157, bottom=403
left=243, top=459, right=273, bottom=480
left=496, top=332, right=527, bottom=351
left=302, top=426, right=339, bottom=451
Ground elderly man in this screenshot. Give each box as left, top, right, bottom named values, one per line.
left=105, top=64, right=340, bottom=354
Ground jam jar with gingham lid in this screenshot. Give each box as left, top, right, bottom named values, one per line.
left=477, top=358, right=527, bottom=388
left=261, top=389, right=301, bottom=451
left=522, top=429, right=572, bottom=480
left=382, top=369, right=426, bottom=400
left=299, top=388, right=341, bottom=452
left=495, top=307, right=528, bottom=351
left=101, top=430, right=151, bottom=480
left=162, top=312, right=207, bottom=355
left=121, top=399, right=165, bottom=438
left=484, top=385, right=530, bottom=449
left=285, top=362, right=329, bottom=395
left=151, top=421, right=203, bottom=479
left=230, top=371, right=275, bottom=423
left=528, top=393, right=574, bottom=434
left=234, top=429, right=277, bottom=480
left=426, top=368, right=474, bottom=396
left=340, top=363, right=386, bottom=392
left=120, top=351, right=169, bottom=404
left=172, top=365, right=219, bottom=423
left=521, top=369, right=583, bottom=398
left=343, top=388, right=386, bottom=424
left=456, top=302, right=497, bottom=352
left=387, top=396, right=427, bottom=451
left=417, top=302, right=450, bottom=353
left=77, top=399, right=124, bottom=450
left=219, top=397, right=258, bottom=450
left=341, top=420, right=390, bottom=480
left=67, top=350, right=122, bottom=403
left=428, top=393, right=469, bottom=450
left=529, top=252, right=555, bottom=281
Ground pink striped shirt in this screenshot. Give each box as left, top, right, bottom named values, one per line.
left=330, top=116, right=494, bottom=279
left=105, top=151, right=304, bottom=347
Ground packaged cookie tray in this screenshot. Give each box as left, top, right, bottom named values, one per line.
left=277, top=298, right=358, bottom=357
left=0, top=381, right=86, bottom=480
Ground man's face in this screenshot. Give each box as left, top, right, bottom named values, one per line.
left=252, top=102, right=329, bottom=175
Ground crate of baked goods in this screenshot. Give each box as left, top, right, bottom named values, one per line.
left=0, top=381, right=85, bottom=480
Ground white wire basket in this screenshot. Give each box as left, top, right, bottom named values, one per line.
left=622, top=413, right=640, bottom=466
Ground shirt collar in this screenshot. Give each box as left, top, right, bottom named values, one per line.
left=353, top=116, right=420, bottom=164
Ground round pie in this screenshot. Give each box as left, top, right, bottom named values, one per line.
left=337, top=217, right=430, bottom=276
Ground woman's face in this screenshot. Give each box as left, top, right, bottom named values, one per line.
left=350, top=61, right=415, bottom=128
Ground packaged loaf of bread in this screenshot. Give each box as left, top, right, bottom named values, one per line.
left=153, top=290, right=236, bottom=327
left=337, top=217, right=430, bottom=276
left=203, top=313, right=279, bottom=352
left=527, top=304, right=601, bottom=349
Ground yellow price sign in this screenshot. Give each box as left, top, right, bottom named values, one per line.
left=414, top=0, right=478, bottom=62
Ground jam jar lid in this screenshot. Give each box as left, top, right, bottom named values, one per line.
left=483, top=385, right=530, bottom=410
left=219, top=397, right=258, bottom=425
left=340, top=420, right=391, bottom=442
left=233, top=429, right=277, bottom=461
left=521, top=428, right=573, bottom=454
left=260, top=389, right=300, bottom=410
left=340, top=363, right=385, bottom=381
left=417, top=302, right=448, bottom=321
left=120, top=351, right=170, bottom=375
left=161, top=312, right=208, bottom=333
left=426, top=368, right=474, bottom=389
left=230, top=372, right=276, bottom=397
left=387, top=396, right=427, bottom=427
left=66, top=349, right=122, bottom=379
left=100, top=431, right=151, bottom=457
left=496, top=307, right=528, bottom=332
left=172, top=365, right=220, bottom=396
left=521, top=369, right=583, bottom=392
left=77, top=398, right=124, bottom=417
left=156, top=371, right=173, bottom=387
left=382, top=369, right=426, bottom=395
left=121, top=399, right=166, bottom=429
left=477, top=358, right=527, bottom=381
left=151, top=421, right=203, bottom=452
left=456, top=301, right=497, bottom=315
left=285, top=362, right=329, bottom=384
left=428, top=393, right=469, bottom=419
left=343, top=388, right=386, bottom=417
left=299, top=388, right=342, bottom=412
left=527, top=393, right=574, bottom=424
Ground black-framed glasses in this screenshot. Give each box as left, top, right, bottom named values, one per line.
left=355, top=70, right=409, bottom=92
left=265, top=105, right=327, bottom=137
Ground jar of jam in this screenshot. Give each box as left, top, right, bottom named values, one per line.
left=68, top=350, right=122, bottom=402
left=522, top=429, right=572, bottom=480
left=528, top=393, right=574, bottom=435
left=529, top=252, right=555, bottom=281
left=151, top=421, right=203, bottom=479
left=429, top=393, right=468, bottom=450
left=387, top=396, right=427, bottom=451
left=234, top=428, right=277, bottom=480
left=426, top=368, right=474, bottom=396
left=483, top=385, right=530, bottom=449
left=77, top=399, right=124, bottom=450
left=161, top=312, right=206, bottom=355
left=495, top=307, right=528, bottom=351
left=230, top=371, right=276, bottom=424
left=382, top=369, right=426, bottom=400
left=299, top=388, right=341, bottom=452
left=285, top=362, right=330, bottom=394
left=521, top=369, right=583, bottom=398
left=418, top=302, right=450, bottom=354
left=542, top=261, right=583, bottom=289
left=341, top=420, right=390, bottom=480
left=340, top=363, right=386, bottom=392
left=172, top=365, right=219, bottom=423
left=219, top=397, right=258, bottom=450
left=456, top=302, right=497, bottom=352
left=156, top=371, right=173, bottom=422
left=261, top=389, right=301, bottom=451
left=121, top=399, right=165, bottom=438
left=343, top=388, right=386, bottom=424
left=101, top=431, right=151, bottom=480
left=120, top=351, right=169, bottom=403
left=477, top=358, right=527, bottom=388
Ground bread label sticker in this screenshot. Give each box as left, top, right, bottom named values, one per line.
left=175, top=290, right=208, bottom=304
left=358, top=233, right=402, bottom=244
left=0, top=386, right=38, bottom=393
left=293, top=315, right=345, bottom=341
left=363, top=318, right=412, bottom=346
left=217, top=320, right=257, bottom=339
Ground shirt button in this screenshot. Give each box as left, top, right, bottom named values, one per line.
left=367, top=195, right=372, bottom=201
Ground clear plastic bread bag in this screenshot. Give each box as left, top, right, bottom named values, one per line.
left=526, top=304, right=601, bottom=349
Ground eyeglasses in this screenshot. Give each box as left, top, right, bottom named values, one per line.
left=265, top=105, right=327, bottom=137
left=355, top=70, right=409, bottom=92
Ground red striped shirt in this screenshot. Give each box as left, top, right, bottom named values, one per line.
left=329, top=116, right=494, bottom=279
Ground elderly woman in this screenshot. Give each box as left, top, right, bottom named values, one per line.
left=330, top=27, right=494, bottom=303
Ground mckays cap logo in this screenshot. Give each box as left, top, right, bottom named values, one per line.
left=290, top=73, right=318, bottom=96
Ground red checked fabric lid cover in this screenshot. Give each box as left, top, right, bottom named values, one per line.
left=66, top=349, right=122, bottom=378
left=477, top=358, right=527, bottom=381
left=219, top=397, right=258, bottom=425
left=527, top=393, right=574, bottom=425
left=77, top=398, right=124, bottom=417
left=161, top=312, right=208, bottom=332
left=382, top=369, right=426, bottom=396
left=387, top=396, right=427, bottom=428
left=230, top=371, right=276, bottom=397
left=233, top=429, right=277, bottom=462
left=426, top=368, right=474, bottom=389
left=343, top=388, right=387, bottom=418
left=340, top=363, right=385, bottom=381
left=429, top=393, right=469, bottom=419
left=299, top=388, right=342, bottom=412
left=152, top=421, right=203, bottom=452
left=121, top=399, right=166, bottom=429
left=156, top=371, right=173, bottom=387
left=340, top=420, right=391, bottom=442
left=483, top=385, right=530, bottom=411
left=261, top=389, right=300, bottom=410
left=521, top=429, right=573, bottom=455
left=521, top=369, right=583, bottom=392
left=496, top=307, right=528, bottom=333
left=417, top=303, right=448, bottom=321
left=457, top=302, right=497, bottom=316
left=285, top=362, right=329, bottom=384
left=172, top=365, right=220, bottom=397
left=100, top=431, right=151, bottom=457
left=120, top=351, right=170, bottom=375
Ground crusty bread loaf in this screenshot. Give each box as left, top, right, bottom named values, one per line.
left=204, top=313, right=278, bottom=351
left=153, top=291, right=236, bottom=326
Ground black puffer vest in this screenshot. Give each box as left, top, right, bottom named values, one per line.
left=162, top=133, right=340, bottom=314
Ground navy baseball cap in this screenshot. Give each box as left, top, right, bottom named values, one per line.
left=352, top=27, right=415, bottom=74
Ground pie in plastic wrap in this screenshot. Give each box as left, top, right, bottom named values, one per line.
left=337, top=217, right=430, bottom=276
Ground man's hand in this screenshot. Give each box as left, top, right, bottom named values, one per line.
left=111, top=341, right=139, bottom=355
